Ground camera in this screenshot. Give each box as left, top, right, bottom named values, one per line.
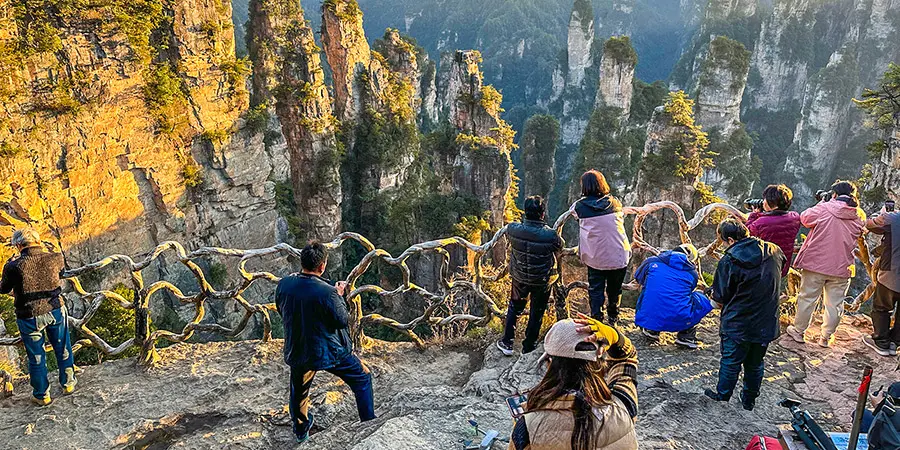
left=814, top=190, right=832, bottom=203
left=743, top=198, right=765, bottom=211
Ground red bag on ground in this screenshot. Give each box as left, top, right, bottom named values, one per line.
left=745, top=436, right=784, bottom=450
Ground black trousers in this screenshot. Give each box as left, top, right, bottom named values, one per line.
left=587, top=267, right=627, bottom=321
left=289, top=353, right=376, bottom=436
left=502, top=279, right=551, bottom=353
left=872, top=282, right=900, bottom=347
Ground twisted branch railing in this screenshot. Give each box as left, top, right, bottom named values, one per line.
left=0, top=200, right=877, bottom=381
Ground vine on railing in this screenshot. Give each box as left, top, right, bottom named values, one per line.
left=0, top=200, right=877, bottom=382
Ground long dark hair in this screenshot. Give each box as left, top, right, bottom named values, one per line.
left=527, top=356, right=613, bottom=450
left=581, top=170, right=611, bottom=198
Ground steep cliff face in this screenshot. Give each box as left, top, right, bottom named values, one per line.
left=435, top=51, right=515, bottom=229
left=595, top=36, right=637, bottom=123
left=696, top=36, right=750, bottom=135
left=745, top=0, right=813, bottom=112
left=0, top=0, right=288, bottom=266
left=520, top=115, right=560, bottom=200
left=565, top=0, right=595, bottom=88
left=784, top=50, right=861, bottom=201
left=626, top=92, right=710, bottom=219
left=248, top=0, right=341, bottom=241
left=321, top=0, right=372, bottom=123
left=867, top=125, right=900, bottom=201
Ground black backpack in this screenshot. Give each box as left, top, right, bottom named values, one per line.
left=869, top=395, right=900, bottom=450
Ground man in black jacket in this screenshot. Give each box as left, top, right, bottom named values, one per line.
left=497, top=196, right=563, bottom=356
left=704, top=219, right=785, bottom=411
left=276, top=242, right=375, bottom=444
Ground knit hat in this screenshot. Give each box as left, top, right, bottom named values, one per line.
left=542, top=319, right=599, bottom=362
left=676, top=243, right=699, bottom=264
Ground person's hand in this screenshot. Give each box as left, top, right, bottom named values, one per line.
left=870, top=390, right=886, bottom=408
left=573, top=312, right=618, bottom=347
left=335, top=281, right=348, bottom=296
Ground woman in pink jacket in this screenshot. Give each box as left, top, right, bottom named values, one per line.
left=575, top=170, right=631, bottom=325
left=786, top=181, right=866, bottom=348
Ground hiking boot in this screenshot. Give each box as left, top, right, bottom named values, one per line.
left=641, top=328, right=661, bottom=341
left=608, top=317, right=620, bottom=328
left=740, top=392, right=756, bottom=411
left=703, top=389, right=729, bottom=402
left=496, top=339, right=514, bottom=357
left=817, top=334, right=833, bottom=348
left=31, top=395, right=51, bottom=407
left=785, top=326, right=805, bottom=343
left=674, top=337, right=700, bottom=350
left=522, top=343, right=537, bottom=355
left=862, top=335, right=896, bottom=357
left=295, top=411, right=315, bottom=444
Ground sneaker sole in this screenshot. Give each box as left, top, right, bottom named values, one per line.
left=862, top=337, right=894, bottom=357
left=496, top=341, right=514, bottom=357
left=674, top=341, right=698, bottom=349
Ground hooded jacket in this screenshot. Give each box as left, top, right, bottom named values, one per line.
left=575, top=195, right=631, bottom=271
left=747, top=210, right=801, bottom=277
left=633, top=251, right=713, bottom=333
left=275, top=273, right=352, bottom=370
left=867, top=212, right=900, bottom=292
left=712, top=237, right=785, bottom=344
left=507, top=219, right=563, bottom=286
left=793, top=199, right=866, bottom=278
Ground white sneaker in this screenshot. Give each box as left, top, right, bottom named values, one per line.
left=817, top=334, right=833, bottom=348
left=785, top=326, right=805, bottom=343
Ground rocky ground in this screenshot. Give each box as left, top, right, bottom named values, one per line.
left=0, top=308, right=897, bottom=450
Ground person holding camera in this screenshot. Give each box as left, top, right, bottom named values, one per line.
left=498, top=195, right=563, bottom=356
left=786, top=181, right=866, bottom=348
left=275, top=241, right=376, bottom=444
left=746, top=184, right=802, bottom=277
left=575, top=170, right=631, bottom=326
left=633, top=243, right=713, bottom=349
left=704, top=220, right=784, bottom=411
left=861, top=201, right=900, bottom=356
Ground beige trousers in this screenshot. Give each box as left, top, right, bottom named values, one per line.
left=793, top=269, right=851, bottom=337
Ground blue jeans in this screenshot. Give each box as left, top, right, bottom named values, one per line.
left=715, top=336, right=768, bottom=402
left=16, top=307, right=76, bottom=399
left=289, top=353, right=375, bottom=436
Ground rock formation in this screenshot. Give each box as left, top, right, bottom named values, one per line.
left=0, top=0, right=289, bottom=268
left=696, top=36, right=750, bottom=136
left=866, top=125, right=900, bottom=201
left=435, top=51, right=515, bottom=229
left=321, top=0, right=373, bottom=123
left=520, top=115, right=560, bottom=200
left=594, top=36, right=637, bottom=123
left=694, top=36, right=755, bottom=202
left=248, top=0, right=341, bottom=242
left=565, top=0, right=595, bottom=88
left=626, top=92, right=711, bottom=248
left=784, top=50, right=861, bottom=201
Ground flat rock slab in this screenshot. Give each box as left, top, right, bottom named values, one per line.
left=0, top=309, right=895, bottom=449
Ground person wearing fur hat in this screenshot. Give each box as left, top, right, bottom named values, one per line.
left=633, top=243, right=713, bottom=349
left=508, top=316, right=638, bottom=450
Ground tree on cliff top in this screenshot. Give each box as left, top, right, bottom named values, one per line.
left=855, top=63, right=900, bottom=131
left=603, top=36, right=638, bottom=67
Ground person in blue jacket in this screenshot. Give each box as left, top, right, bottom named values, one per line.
left=634, top=243, right=713, bottom=350
left=276, top=241, right=376, bottom=444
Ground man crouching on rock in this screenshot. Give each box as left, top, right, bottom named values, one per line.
left=276, top=241, right=376, bottom=444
